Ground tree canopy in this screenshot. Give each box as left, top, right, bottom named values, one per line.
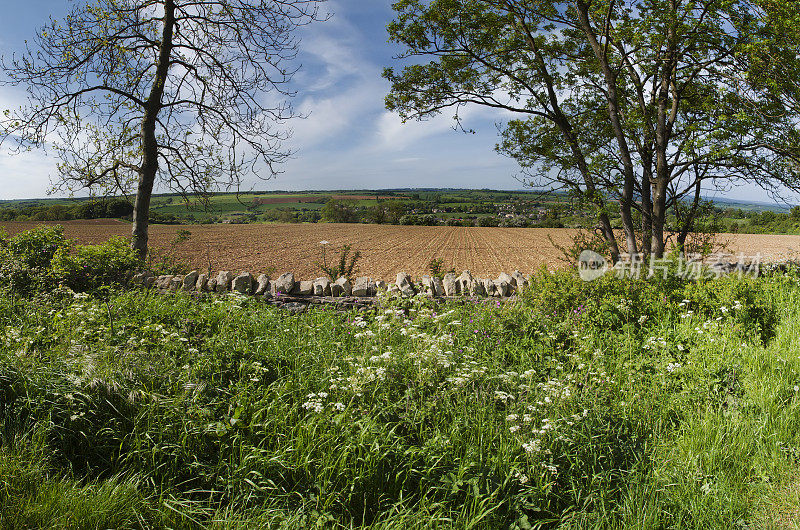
left=385, top=0, right=800, bottom=259
left=1, top=0, right=324, bottom=258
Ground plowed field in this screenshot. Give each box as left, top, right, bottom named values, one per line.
left=3, top=219, right=800, bottom=280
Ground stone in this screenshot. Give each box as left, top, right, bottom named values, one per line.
left=443, top=273, right=457, bottom=296
left=313, top=277, right=331, bottom=296
left=432, top=276, right=445, bottom=297
left=498, top=272, right=514, bottom=287
left=483, top=278, right=498, bottom=297
left=353, top=277, right=371, bottom=297
left=156, top=275, right=173, bottom=290
left=255, top=274, right=271, bottom=295
left=456, top=271, right=475, bottom=295
left=215, top=271, right=233, bottom=293
left=275, top=272, right=295, bottom=295
left=183, top=270, right=199, bottom=291
left=207, top=277, right=217, bottom=292
left=494, top=278, right=510, bottom=297
left=282, top=302, right=307, bottom=314
left=232, top=272, right=254, bottom=294
left=421, top=275, right=435, bottom=295
left=375, top=280, right=387, bottom=291
left=196, top=273, right=209, bottom=292
left=511, top=271, right=528, bottom=291
left=396, top=272, right=416, bottom=297
left=169, top=276, right=183, bottom=291
left=143, top=274, right=156, bottom=288
left=334, top=277, right=352, bottom=297
left=388, top=284, right=400, bottom=294
left=471, top=278, right=486, bottom=297
left=298, top=280, right=314, bottom=296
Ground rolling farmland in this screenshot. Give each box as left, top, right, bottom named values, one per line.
left=3, top=219, right=800, bottom=280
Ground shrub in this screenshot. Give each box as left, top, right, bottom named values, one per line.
left=681, top=275, right=778, bottom=343
left=316, top=243, right=361, bottom=281
left=0, top=226, right=70, bottom=295
left=3, top=225, right=68, bottom=269
left=50, top=237, right=141, bottom=292
left=427, top=258, right=455, bottom=280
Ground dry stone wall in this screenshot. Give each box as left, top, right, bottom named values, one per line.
left=132, top=269, right=531, bottom=309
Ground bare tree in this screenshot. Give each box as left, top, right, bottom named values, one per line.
left=1, top=0, right=325, bottom=259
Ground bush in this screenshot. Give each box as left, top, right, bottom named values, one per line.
left=316, top=243, right=361, bottom=281
left=0, top=226, right=70, bottom=295
left=3, top=225, right=68, bottom=270
left=51, top=237, right=141, bottom=292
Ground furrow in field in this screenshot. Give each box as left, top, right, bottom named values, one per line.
left=5, top=221, right=800, bottom=280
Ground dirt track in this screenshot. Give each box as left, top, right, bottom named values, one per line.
left=3, top=219, right=800, bottom=281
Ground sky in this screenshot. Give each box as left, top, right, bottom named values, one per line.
left=0, top=0, right=793, bottom=204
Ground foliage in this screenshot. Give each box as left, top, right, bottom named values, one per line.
left=2, top=261, right=800, bottom=526
left=0, top=198, right=133, bottom=222
left=316, top=243, right=361, bottom=281
left=50, top=238, right=141, bottom=292
left=321, top=199, right=359, bottom=223
left=384, top=0, right=800, bottom=258
left=0, top=227, right=144, bottom=295
left=549, top=229, right=612, bottom=267
left=0, top=226, right=70, bottom=295
left=427, top=257, right=455, bottom=280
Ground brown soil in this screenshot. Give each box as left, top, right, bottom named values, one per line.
left=3, top=220, right=799, bottom=281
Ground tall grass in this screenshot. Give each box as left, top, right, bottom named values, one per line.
left=2, top=267, right=800, bottom=527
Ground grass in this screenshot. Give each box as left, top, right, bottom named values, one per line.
left=2, top=266, right=800, bottom=527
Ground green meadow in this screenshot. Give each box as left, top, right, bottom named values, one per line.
left=2, top=227, right=800, bottom=527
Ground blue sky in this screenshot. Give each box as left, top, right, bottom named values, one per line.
left=0, top=0, right=792, bottom=204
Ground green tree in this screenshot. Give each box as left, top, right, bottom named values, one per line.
left=385, top=0, right=800, bottom=259
left=1, top=0, right=324, bottom=259
left=385, top=200, right=406, bottom=224
left=321, top=199, right=358, bottom=223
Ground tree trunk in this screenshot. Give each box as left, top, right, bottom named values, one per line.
left=130, top=0, right=176, bottom=260
left=676, top=179, right=703, bottom=253
left=131, top=171, right=156, bottom=260
left=575, top=0, right=638, bottom=257
left=651, top=180, right=667, bottom=257
left=651, top=0, right=678, bottom=258
left=640, top=166, right=653, bottom=259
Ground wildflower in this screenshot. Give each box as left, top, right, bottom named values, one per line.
left=541, top=462, right=558, bottom=474
left=522, top=440, right=541, bottom=453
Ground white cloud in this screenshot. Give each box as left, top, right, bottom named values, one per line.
left=0, top=148, right=58, bottom=199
